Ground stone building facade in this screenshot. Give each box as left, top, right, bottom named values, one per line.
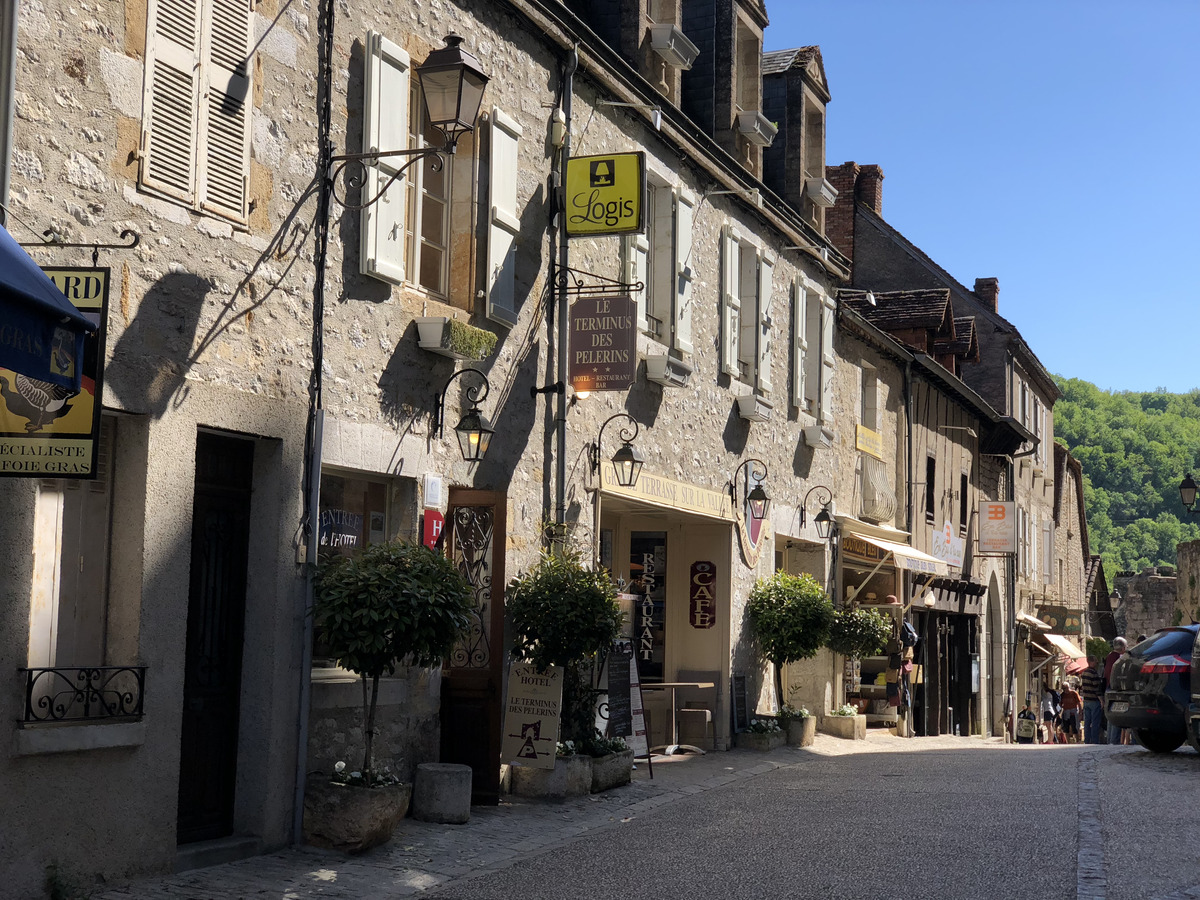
left=1111, top=567, right=1178, bottom=640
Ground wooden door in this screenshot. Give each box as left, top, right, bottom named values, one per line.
left=440, top=489, right=506, bottom=805
left=177, top=432, right=254, bottom=844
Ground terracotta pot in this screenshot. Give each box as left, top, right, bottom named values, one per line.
left=303, top=776, right=411, bottom=854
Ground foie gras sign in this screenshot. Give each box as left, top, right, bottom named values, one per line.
left=569, top=294, right=636, bottom=392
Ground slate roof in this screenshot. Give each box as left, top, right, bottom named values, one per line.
left=763, top=46, right=819, bottom=75
left=932, top=316, right=980, bottom=364
left=840, top=288, right=955, bottom=339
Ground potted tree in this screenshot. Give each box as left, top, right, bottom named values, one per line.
left=745, top=571, right=834, bottom=732
left=304, top=542, right=474, bottom=852
left=828, top=606, right=892, bottom=704
left=507, top=548, right=624, bottom=797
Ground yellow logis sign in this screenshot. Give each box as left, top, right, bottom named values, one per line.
left=565, top=152, right=645, bottom=237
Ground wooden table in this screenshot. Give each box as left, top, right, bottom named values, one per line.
left=641, top=681, right=716, bottom=755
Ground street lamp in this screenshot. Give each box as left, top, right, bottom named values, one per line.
left=729, top=459, right=771, bottom=521
left=800, top=484, right=834, bottom=540
left=589, top=412, right=645, bottom=488
left=435, top=368, right=494, bottom=462
left=1180, top=474, right=1198, bottom=515
left=415, top=35, right=490, bottom=150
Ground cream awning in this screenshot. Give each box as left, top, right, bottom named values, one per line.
left=1044, top=633, right=1086, bottom=659
left=858, top=535, right=949, bottom=576
left=1016, top=611, right=1052, bottom=631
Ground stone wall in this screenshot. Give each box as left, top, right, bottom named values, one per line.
left=1173, top=541, right=1200, bottom=626
left=1112, top=568, right=1178, bottom=640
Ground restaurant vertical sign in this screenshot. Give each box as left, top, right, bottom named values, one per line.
left=0, top=267, right=108, bottom=477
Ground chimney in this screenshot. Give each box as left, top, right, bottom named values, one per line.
left=857, top=165, right=884, bottom=215
left=974, top=277, right=999, bottom=312
left=824, top=161, right=860, bottom=262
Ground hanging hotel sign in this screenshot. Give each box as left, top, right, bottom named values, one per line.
left=569, top=294, right=637, bottom=392
left=979, top=501, right=1016, bottom=554
left=502, top=663, right=563, bottom=770
left=690, top=561, right=717, bottom=628
left=0, top=266, right=108, bottom=478
left=564, top=152, right=645, bottom=237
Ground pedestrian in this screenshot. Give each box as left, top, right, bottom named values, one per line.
left=1104, top=637, right=1128, bottom=745
left=1040, top=680, right=1060, bottom=743
left=1060, top=679, right=1082, bottom=743
left=1080, top=656, right=1104, bottom=743
left=1016, top=698, right=1038, bottom=744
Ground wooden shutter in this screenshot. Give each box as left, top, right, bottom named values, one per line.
left=792, top=280, right=807, bottom=410
left=673, top=188, right=695, bottom=354
left=486, top=107, right=522, bottom=325
left=360, top=32, right=411, bottom=283
left=756, top=253, right=774, bottom=393
left=720, top=227, right=740, bottom=376
left=738, top=248, right=757, bottom=373
left=141, top=0, right=203, bottom=204
left=819, top=293, right=835, bottom=422
left=621, top=231, right=650, bottom=333
left=197, top=0, right=252, bottom=221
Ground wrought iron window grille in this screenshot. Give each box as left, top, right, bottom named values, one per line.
left=20, top=666, right=147, bottom=724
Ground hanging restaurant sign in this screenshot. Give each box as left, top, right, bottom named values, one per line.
left=564, top=152, right=645, bottom=237
left=0, top=266, right=108, bottom=478
left=569, top=294, right=636, bottom=392
left=979, top=501, right=1016, bottom=554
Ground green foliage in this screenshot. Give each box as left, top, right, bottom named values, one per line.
left=1054, top=377, right=1200, bottom=573
left=507, top=549, right=623, bottom=742
left=827, top=607, right=892, bottom=658
left=443, top=318, right=498, bottom=360
left=314, top=542, right=473, bottom=777
left=1085, top=637, right=1111, bottom=662
left=746, top=572, right=834, bottom=666
left=314, top=542, right=474, bottom=676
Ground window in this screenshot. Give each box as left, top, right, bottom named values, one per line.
left=405, top=86, right=452, bottom=298
left=1042, top=520, right=1054, bottom=583
left=1033, top=398, right=1044, bottom=466
left=791, top=279, right=808, bottom=410
left=1017, top=508, right=1029, bottom=578
left=860, top=363, right=877, bottom=431
left=140, top=0, right=253, bottom=223
left=959, top=472, right=969, bottom=536
left=722, top=230, right=773, bottom=390
left=925, top=456, right=936, bottom=525
left=792, top=277, right=834, bottom=422
left=319, top=472, right=390, bottom=557
left=623, top=179, right=695, bottom=353
left=720, top=227, right=742, bottom=377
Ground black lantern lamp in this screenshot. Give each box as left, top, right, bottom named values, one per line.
left=729, top=459, right=771, bottom=521
left=436, top=368, right=493, bottom=462
left=590, top=412, right=644, bottom=488
left=415, top=34, right=490, bottom=152
left=1181, top=474, right=1198, bottom=515
left=800, top=484, right=834, bottom=540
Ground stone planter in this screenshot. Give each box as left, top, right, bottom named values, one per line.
left=821, top=714, right=867, bottom=741
left=510, top=754, right=593, bottom=799
left=414, top=316, right=497, bottom=361
left=785, top=716, right=816, bottom=747
left=303, top=776, right=411, bottom=854
left=589, top=749, right=634, bottom=793
left=733, top=730, right=786, bottom=751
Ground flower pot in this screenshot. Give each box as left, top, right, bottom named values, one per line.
left=302, top=775, right=411, bottom=854
left=510, top=754, right=593, bottom=799
left=414, top=316, right=497, bottom=361
left=785, top=716, right=816, bottom=747
left=821, top=714, right=867, bottom=741
left=733, top=730, right=786, bottom=751
left=589, top=749, right=634, bottom=793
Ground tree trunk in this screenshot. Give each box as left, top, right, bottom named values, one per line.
left=362, top=672, right=380, bottom=777
left=773, top=659, right=784, bottom=713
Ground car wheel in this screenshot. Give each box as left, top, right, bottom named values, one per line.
left=1134, top=729, right=1185, bottom=753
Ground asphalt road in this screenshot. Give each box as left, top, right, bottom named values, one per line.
left=426, top=743, right=1199, bottom=900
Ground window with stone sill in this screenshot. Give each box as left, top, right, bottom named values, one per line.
left=140, top=0, right=254, bottom=225
left=722, top=226, right=773, bottom=393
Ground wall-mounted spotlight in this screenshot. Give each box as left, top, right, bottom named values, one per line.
left=435, top=367, right=493, bottom=462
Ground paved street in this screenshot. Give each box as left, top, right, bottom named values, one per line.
left=95, top=734, right=1200, bottom=900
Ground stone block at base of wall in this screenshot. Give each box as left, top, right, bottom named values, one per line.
left=821, top=714, right=866, bottom=740
left=733, top=730, right=786, bottom=751
left=510, top=755, right=592, bottom=798
left=589, top=750, right=634, bottom=792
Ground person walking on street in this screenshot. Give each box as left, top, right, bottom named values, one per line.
left=1081, top=656, right=1105, bottom=743
left=1105, top=637, right=1128, bottom=745
left=1041, top=680, right=1060, bottom=743
left=1060, top=679, right=1082, bottom=743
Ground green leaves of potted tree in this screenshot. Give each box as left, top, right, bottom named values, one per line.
left=507, top=549, right=625, bottom=797
left=744, top=572, right=833, bottom=748
left=304, top=542, right=474, bottom=852
left=825, top=606, right=891, bottom=740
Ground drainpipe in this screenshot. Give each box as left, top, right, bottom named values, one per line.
left=554, top=46, right=577, bottom=534
left=0, top=0, right=18, bottom=217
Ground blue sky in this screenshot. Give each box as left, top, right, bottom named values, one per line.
left=764, top=1, right=1199, bottom=393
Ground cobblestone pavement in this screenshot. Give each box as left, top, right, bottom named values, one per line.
left=91, top=733, right=1198, bottom=900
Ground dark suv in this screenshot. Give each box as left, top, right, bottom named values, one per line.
left=1106, top=625, right=1198, bottom=753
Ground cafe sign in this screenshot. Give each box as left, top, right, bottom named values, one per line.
left=0, top=266, right=108, bottom=478
left=569, top=294, right=636, bottom=392
left=564, top=152, right=645, bottom=237
left=689, top=561, right=717, bottom=629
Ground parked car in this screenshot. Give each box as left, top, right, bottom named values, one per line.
left=1105, top=625, right=1198, bottom=753
left=1190, top=628, right=1200, bottom=755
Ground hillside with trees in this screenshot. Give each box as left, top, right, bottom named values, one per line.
left=1054, top=378, right=1200, bottom=576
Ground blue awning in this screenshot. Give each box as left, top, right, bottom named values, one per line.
left=0, top=224, right=96, bottom=390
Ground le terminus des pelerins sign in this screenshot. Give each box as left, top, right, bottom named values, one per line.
left=569, top=294, right=636, bottom=392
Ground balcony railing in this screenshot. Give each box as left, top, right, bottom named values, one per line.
left=20, top=666, right=146, bottom=724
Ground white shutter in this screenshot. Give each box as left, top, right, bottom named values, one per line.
left=621, top=231, right=650, bottom=332
left=792, top=280, right=807, bottom=410
left=360, top=32, right=411, bottom=283
left=1043, top=521, right=1054, bottom=582
left=644, top=182, right=668, bottom=335
left=819, top=293, right=835, bottom=422
left=486, top=107, right=522, bottom=325
left=673, top=188, right=696, bottom=354
left=141, top=0, right=202, bottom=204
left=739, top=249, right=758, bottom=372
left=197, top=0, right=252, bottom=221
left=756, top=253, right=774, bottom=393
left=720, top=227, right=740, bottom=376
